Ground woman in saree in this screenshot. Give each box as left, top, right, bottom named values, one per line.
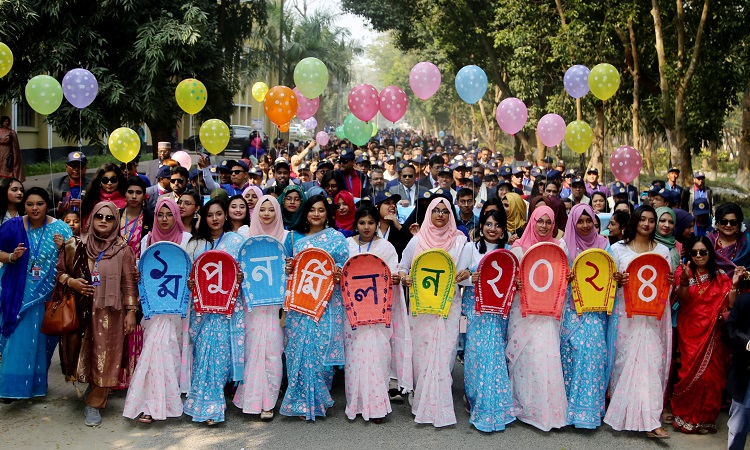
left=506, top=205, right=568, bottom=431
left=0, top=188, right=71, bottom=401
left=343, top=204, right=411, bottom=423
left=280, top=194, right=348, bottom=421
left=398, top=196, right=471, bottom=428
left=671, top=236, right=746, bottom=434
left=123, top=198, right=191, bottom=424
left=604, top=205, right=673, bottom=438
left=709, top=202, right=750, bottom=278
left=183, top=198, right=245, bottom=425
left=278, top=184, right=306, bottom=230
left=462, top=209, right=515, bottom=432
left=502, top=192, right=526, bottom=246
left=233, top=195, right=287, bottom=421
left=56, top=201, right=138, bottom=426
left=560, top=204, right=612, bottom=429
left=120, top=176, right=152, bottom=260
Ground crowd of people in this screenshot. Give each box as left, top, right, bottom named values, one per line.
left=1, top=129, right=750, bottom=448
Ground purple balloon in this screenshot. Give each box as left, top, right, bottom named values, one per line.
left=564, top=65, right=590, bottom=99
left=315, top=131, right=330, bottom=146
left=537, top=113, right=567, bottom=147
left=495, top=98, right=528, bottom=135
left=63, top=68, right=98, bottom=109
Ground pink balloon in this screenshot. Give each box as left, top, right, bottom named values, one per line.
left=293, top=87, right=320, bottom=120
left=379, top=86, right=409, bottom=122
left=609, top=145, right=642, bottom=184
left=171, top=151, right=192, bottom=170
left=537, top=113, right=567, bottom=147
left=409, top=62, right=441, bottom=100
left=315, top=131, right=330, bottom=146
left=347, top=84, right=380, bottom=122
left=495, top=98, right=528, bottom=135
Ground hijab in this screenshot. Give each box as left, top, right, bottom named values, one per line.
left=248, top=195, right=286, bottom=241
left=415, top=197, right=466, bottom=255
left=529, top=195, right=567, bottom=235
left=512, top=205, right=559, bottom=252
left=503, top=193, right=527, bottom=234
left=242, top=185, right=263, bottom=219
left=334, top=191, right=356, bottom=231
left=81, top=201, right=128, bottom=309
left=148, top=198, right=186, bottom=246
left=563, top=204, right=608, bottom=259
left=278, top=184, right=307, bottom=229
left=654, top=206, right=676, bottom=250
left=674, top=208, right=695, bottom=244
left=82, top=202, right=125, bottom=260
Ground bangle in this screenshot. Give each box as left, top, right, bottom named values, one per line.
left=7, top=253, right=14, bottom=264
left=731, top=288, right=741, bottom=294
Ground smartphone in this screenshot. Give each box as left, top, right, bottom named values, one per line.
left=61, top=191, right=71, bottom=207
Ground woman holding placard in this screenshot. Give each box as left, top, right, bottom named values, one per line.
left=506, top=205, right=568, bottom=431
left=604, top=205, right=673, bottom=438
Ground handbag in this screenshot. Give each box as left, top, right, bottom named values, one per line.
left=41, top=282, right=79, bottom=336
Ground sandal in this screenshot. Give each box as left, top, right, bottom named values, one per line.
left=137, top=414, right=153, bottom=424
left=372, top=418, right=384, bottom=424
left=646, top=428, right=670, bottom=439
left=206, top=419, right=217, bottom=426
left=661, top=412, right=674, bottom=424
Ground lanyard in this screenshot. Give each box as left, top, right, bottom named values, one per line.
left=205, top=232, right=225, bottom=252
left=358, top=237, right=373, bottom=253
left=123, top=211, right=141, bottom=244
left=93, top=250, right=106, bottom=272
left=27, top=216, right=48, bottom=264
left=347, top=175, right=354, bottom=191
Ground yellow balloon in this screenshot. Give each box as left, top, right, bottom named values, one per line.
left=0, top=42, right=13, bottom=78
left=588, top=63, right=621, bottom=101
left=199, top=119, right=230, bottom=155
left=252, top=82, right=269, bottom=102
left=108, top=127, right=141, bottom=163
left=564, top=120, right=594, bottom=154
left=175, top=78, right=207, bottom=115
left=370, top=123, right=378, bottom=137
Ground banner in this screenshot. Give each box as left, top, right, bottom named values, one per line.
left=341, top=253, right=393, bottom=329
left=410, top=249, right=456, bottom=318
left=138, top=242, right=192, bottom=319
left=475, top=249, right=519, bottom=317
left=239, top=236, right=288, bottom=308
left=190, top=250, right=241, bottom=316
left=571, top=248, right=617, bottom=316
left=286, top=248, right=336, bottom=322
left=624, top=253, right=671, bottom=319
left=519, top=242, right=568, bottom=320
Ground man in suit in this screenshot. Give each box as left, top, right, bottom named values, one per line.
left=724, top=289, right=750, bottom=449
left=146, top=141, right=172, bottom=185
left=48, top=151, right=90, bottom=216
left=418, top=154, right=445, bottom=190
left=389, top=164, right=425, bottom=207
left=145, top=165, right=172, bottom=212
left=682, top=170, right=713, bottom=216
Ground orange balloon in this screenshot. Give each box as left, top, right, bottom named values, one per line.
left=264, top=86, right=298, bottom=126
left=279, top=122, right=290, bottom=132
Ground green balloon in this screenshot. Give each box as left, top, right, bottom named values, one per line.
left=343, top=113, right=371, bottom=146
left=294, top=57, right=329, bottom=98
left=25, top=75, right=63, bottom=115
left=336, top=125, right=346, bottom=139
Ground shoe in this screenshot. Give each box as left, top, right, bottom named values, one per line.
left=206, top=419, right=217, bottom=426
left=137, top=413, right=153, bottom=424
left=84, top=406, right=102, bottom=427
left=260, top=410, right=274, bottom=421
left=372, top=417, right=384, bottom=424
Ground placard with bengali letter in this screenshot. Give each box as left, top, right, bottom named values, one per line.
left=519, top=242, right=569, bottom=320
left=571, top=248, right=617, bottom=316
left=286, top=248, right=336, bottom=322
left=341, top=253, right=393, bottom=329
left=475, top=249, right=519, bottom=317
left=190, top=250, right=241, bottom=316
left=239, top=236, right=288, bottom=308
left=138, top=242, right=192, bottom=319
left=410, top=249, right=456, bottom=318
left=623, top=253, right=671, bottom=320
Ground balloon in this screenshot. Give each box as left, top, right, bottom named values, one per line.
left=316, top=131, right=330, bottom=146
left=175, top=78, right=207, bottom=115
left=251, top=82, right=269, bottom=102
left=438, top=130, right=445, bottom=138
left=264, top=86, right=298, bottom=126
left=335, top=125, right=346, bottom=139
left=563, top=65, right=590, bottom=99
left=108, top=127, right=140, bottom=163
left=302, top=117, right=317, bottom=130
left=293, top=87, right=320, bottom=120
left=279, top=122, right=290, bottom=133
left=455, top=65, right=488, bottom=104
left=62, top=68, right=98, bottom=109
left=379, top=86, right=408, bottom=123
left=588, top=63, right=621, bottom=101
left=564, top=120, right=594, bottom=154
left=495, top=98, right=528, bottom=135
left=347, top=84, right=380, bottom=122
left=610, top=145, right=642, bottom=184
left=0, top=42, right=14, bottom=78
left=537, top=113, right=567, bottom=148
left=343, top=113, right=371, bottom=146
left=409, top=62, right=441, bottom=100
left=25, top=75, right=63, bottom=115
left=293, top=57, right=329, bottom=98
left=370, top=123, right=378, bottom=137
left=172, top=150, right=192, bottom=169
left=199, top=119, right=230, bottom=155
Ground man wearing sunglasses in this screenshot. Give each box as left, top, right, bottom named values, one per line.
left=217, top=160, right=250, bottom=196
left=157, top=166, right=191, bottom=205
left=389, top=164, right=424, bottom=207
left=48, top=151, right=90, bottom=215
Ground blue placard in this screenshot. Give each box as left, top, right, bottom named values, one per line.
left=239, top=236, right=288, bottom=307
left=138, top=241, right=192, bottom=319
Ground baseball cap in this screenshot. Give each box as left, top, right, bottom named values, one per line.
left=66, top=151, right=88, bottom=164
left=374, top=191, right=401, bottom=206
left=297, top=162, right=311, bottom=172
left=438, top=166, right=453, bottom=175
left=693, top=170, right=706, bottom=179
left=612, top=186, right=628, bottom=197
left=586, top=167, right=599, bottom=175
left=546, top=169, right=562, bottom=180
left=217, top=159, right=236, bottom=172
left=385, top=155, right=398, bottom=163
left=340, top=148, right=355, bottom=161
left=571, top=176, right=585, bottom=186
left=668, top=166, right=680, bottom=174
left=522, top=161, right=533, bottom=169
left=248, top=167, right=263, bottom=178
left=356, top=155, right=370, bottom=164
left=542, top=156, right=554, bottom=163
left=693, top=199, right=710, bottom=216
left=411, top=155, right=426, bottom=165
left=512, top=167, right=524, bottom=176
left=565, top=168, right=577, bottom=177
left=530, top=167, right=543, bottom=178
left=232, top=160, right=249, bottom=172
left=499, top=164, right=512, bottom=177
left=274, top=158, right=290, bottom=170
left=317, top=159, right=334, bottom=171
left=157, top=165, right=172, bottom=179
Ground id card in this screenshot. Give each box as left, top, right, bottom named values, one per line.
left=31, top=266, right=42, bottom=281
left=91, top=272, right=101, bottom=286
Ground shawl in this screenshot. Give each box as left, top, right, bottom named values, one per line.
left=279, top=184, right=307, bottom=229
left=334, top=190, right=356, bottom=232
left=529, top=195, right=567, bottom=235
left=563, top=204, right=608, bottom=259
left=654, top=206, right=677, bottom=250
left=415, top=197, right=466, bottom=255
left=81, top=202, right=128, bottom=309
left=0, top=217, right=30, bottom=336
left=99, top=190, right=127, bottom=209
left=242, top=185, right=263, bottom=220
left=512, top=205, right=559, bottom=252
left=674, top=208, right=695, bottom=244
left=248, top=195, right=286, bottom=241
left=503, top=192, right=527, bottom=234
left=147, top=198, right=186, bottom=245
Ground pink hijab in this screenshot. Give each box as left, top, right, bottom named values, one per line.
left=148, top=198, right=187, bottom=246
left=511, top=205, right=558, bottom=252
left=563, top=203, right=608, bottom=259
left=248, top=195, right=286, bottom=241
left=243, top=185, right=264, bottom=219
left=415, top=197, right=466, bottom=255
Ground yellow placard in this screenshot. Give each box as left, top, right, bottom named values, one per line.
left=571, top=248, right=617, bottom=316
left=411, top=249, right=456, bottom=318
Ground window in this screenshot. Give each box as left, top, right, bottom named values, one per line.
left=16, top=99, right=34, bottom=128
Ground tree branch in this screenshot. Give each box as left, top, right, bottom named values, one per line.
left=681, top=0, right=711, bottom=93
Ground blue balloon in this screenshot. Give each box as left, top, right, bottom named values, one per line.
left=564, top=65, right=590, bottom=99
left=438, top=130, right=445, bottom=138
left=455, top=65, right=488, bottom=104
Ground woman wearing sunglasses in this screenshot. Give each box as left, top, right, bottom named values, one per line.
left=80, top=163, right=127, bottom=226
left=709, top=202, right=750, bottom=278
left=671, top=237, right=746, bottom=434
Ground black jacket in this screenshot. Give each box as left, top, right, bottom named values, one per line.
left=724, top=293, right=750, bottom=402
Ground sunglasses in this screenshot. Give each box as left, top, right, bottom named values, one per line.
left=401, top=174, right=414, bottom=178
left=719, top=219, right=739, bottom=227
left=231, top=170, right=247, bottom=175
left=94, top=213, right=116, bottom=222
left=170, top=178, right=186, bottom=184
left=101, top=177, right=118, bottom=185
left=690, top=249, right=709, bottom=257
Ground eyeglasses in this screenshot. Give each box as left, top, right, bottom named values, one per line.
left=170, top=178, right=186, bottom=184
left=719, top=219, right=739, bottom=227
left=690, top=249, right=709, bottom=257
left=231, top=170, right=247, bottom=175
left=94, top=213, right=116, bottom=222
left=284, top=196, right=301, bottom=203
left=101, top=177, right=118, bottom=185
left=484, top=223, right=503, bottom=229
left=157, top=212, right=174, bottom=219
left=432, top=208, right=451, bottom=216
left=536, top=219, right=553, bottom=226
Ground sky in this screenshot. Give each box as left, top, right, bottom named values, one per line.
left=287, top=0, right=381, bottom=46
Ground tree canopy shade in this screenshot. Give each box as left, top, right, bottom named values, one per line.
left=0, top=0, right=267, bottom=151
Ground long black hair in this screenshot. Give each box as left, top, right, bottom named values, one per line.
left=590, top=191, right=610, bottom=213
left=290, top=194, right=336, bottom=234
left=227, top=194, right=250, bottom=228
left=179, top=191, right=203, bottom=234
left=687, top=236, right=720, bottom=281
left=191, top=198, right=230, bottom=248
left=353, top=204, right=381, bottom=236
left=715, top=202, right=744, bottom=225
left=609, top=210, right=630, bottom=245
left=476, top=209, right=508, bottom=254
left=81, top=163, right=127, bottom=220
left=21, top=187, right=52, bottom=217
left=0, top=177, right=24, bottom=220
left=623, top=205, right=657, bottom=244
left=321, top=170, right=346, bottom=197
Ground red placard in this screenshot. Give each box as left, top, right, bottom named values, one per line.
left=191, top=250, right=241, bottom=316
left=519, top=242, right=569, bottom=320
left=341, top=253, right=393, bottom=329
left=623, top=253, right=671, bottom=319
left=475, top=249, right=519, bottom=317
left=286, top=248, right=336, bottom=322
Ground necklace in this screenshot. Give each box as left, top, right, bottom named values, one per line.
left=630, top=239, right=654, bottom=254
left=694, top=269, right=708, bottom=295
left=717, top=236, right=738, bottom=261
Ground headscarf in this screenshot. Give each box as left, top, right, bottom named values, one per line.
left=512, top=205, right=559, bottom=252
left=654, top=206, right=676, bottom=250
left=563, top=204, right=608, bottom=259
left=82, top=202, right=124, bottom=260
left=334, top=191, right=356, bottom=231
left=147, top=198, right=186, bottom=246
left=674, top=208, right=695, bottom=244
left=278, top=184, right=307, bottom=229
left=503, top=193, right=527, bottom=234
left=306, top=186, right=325, bottom=198
left=81, top=201, right=128, bottom=309
left=415, top=197, right=466, bottom=255
left=248, top=195, right=286, bottom=241
left=529, top=195, right=567, bottom=235
left=242, top=185, right=263, bottom=219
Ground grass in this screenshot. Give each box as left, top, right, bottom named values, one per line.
left=25, top=153, right=153, bottom=177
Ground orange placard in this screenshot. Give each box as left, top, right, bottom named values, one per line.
left=624, top=253, right=671, bottom=320
left=519, top=242, right=569, bottom=320
left=341, top=253, right=393, bottom=329
left=286, top=248, right=336, bottom=322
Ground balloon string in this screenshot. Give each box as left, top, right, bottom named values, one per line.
left=78, top=109, right=82, bottom=148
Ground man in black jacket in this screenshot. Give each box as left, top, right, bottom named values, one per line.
left=724, top=291, right=750, bottom=449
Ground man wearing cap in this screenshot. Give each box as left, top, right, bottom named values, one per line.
left=430, top=166, right=456, bottom=202
left=296, top=163, right=312, bottom=184
left=570, top=176, right=590, bottom=206
left=384, top=155, right=398, bottom=182
left=145, top=165, right=173, bottom=211
left=560, top=169, right=576, bottom=198
left=146, top=141, right=172, bottom=185
left=585, top=167, right=610, bottom=197
left=682, top=170, right=713, bottom=215
left=153, top=166, right=191, bottom=210
left=521, top=161, right=533, bottom=187
left=609, top=179, right=639, bottom=205
left=265, top=158, right=300, bottom=194
left=336, top=148, right=369, bottom=198
left=541, top=156, right=554, bottom=173
left=692, top=198, right=713, bottom=237
left=355, top=155, right=371, bottom=175
left=649, top=187, right=669, bottom=209
left=49, top=151, right=91, bottom=214
left=217, top=160, right=250, bottom=196
left=665, top=166, right=683, bottom=195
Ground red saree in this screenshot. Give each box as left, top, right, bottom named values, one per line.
left=670, top=266, right=731, bottom=433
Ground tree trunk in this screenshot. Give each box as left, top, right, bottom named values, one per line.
left=709, top=140, right=718, bottom=179
left=148, top=124, right=171, bottom=158
left=642, top=133, right=655, bottom=177
left=477, top=99, right=495, bottom=151
left=738, top=82, right=750, bottom=187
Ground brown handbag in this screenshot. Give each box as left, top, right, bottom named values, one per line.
left=41, top=282, right=79, bottom=336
